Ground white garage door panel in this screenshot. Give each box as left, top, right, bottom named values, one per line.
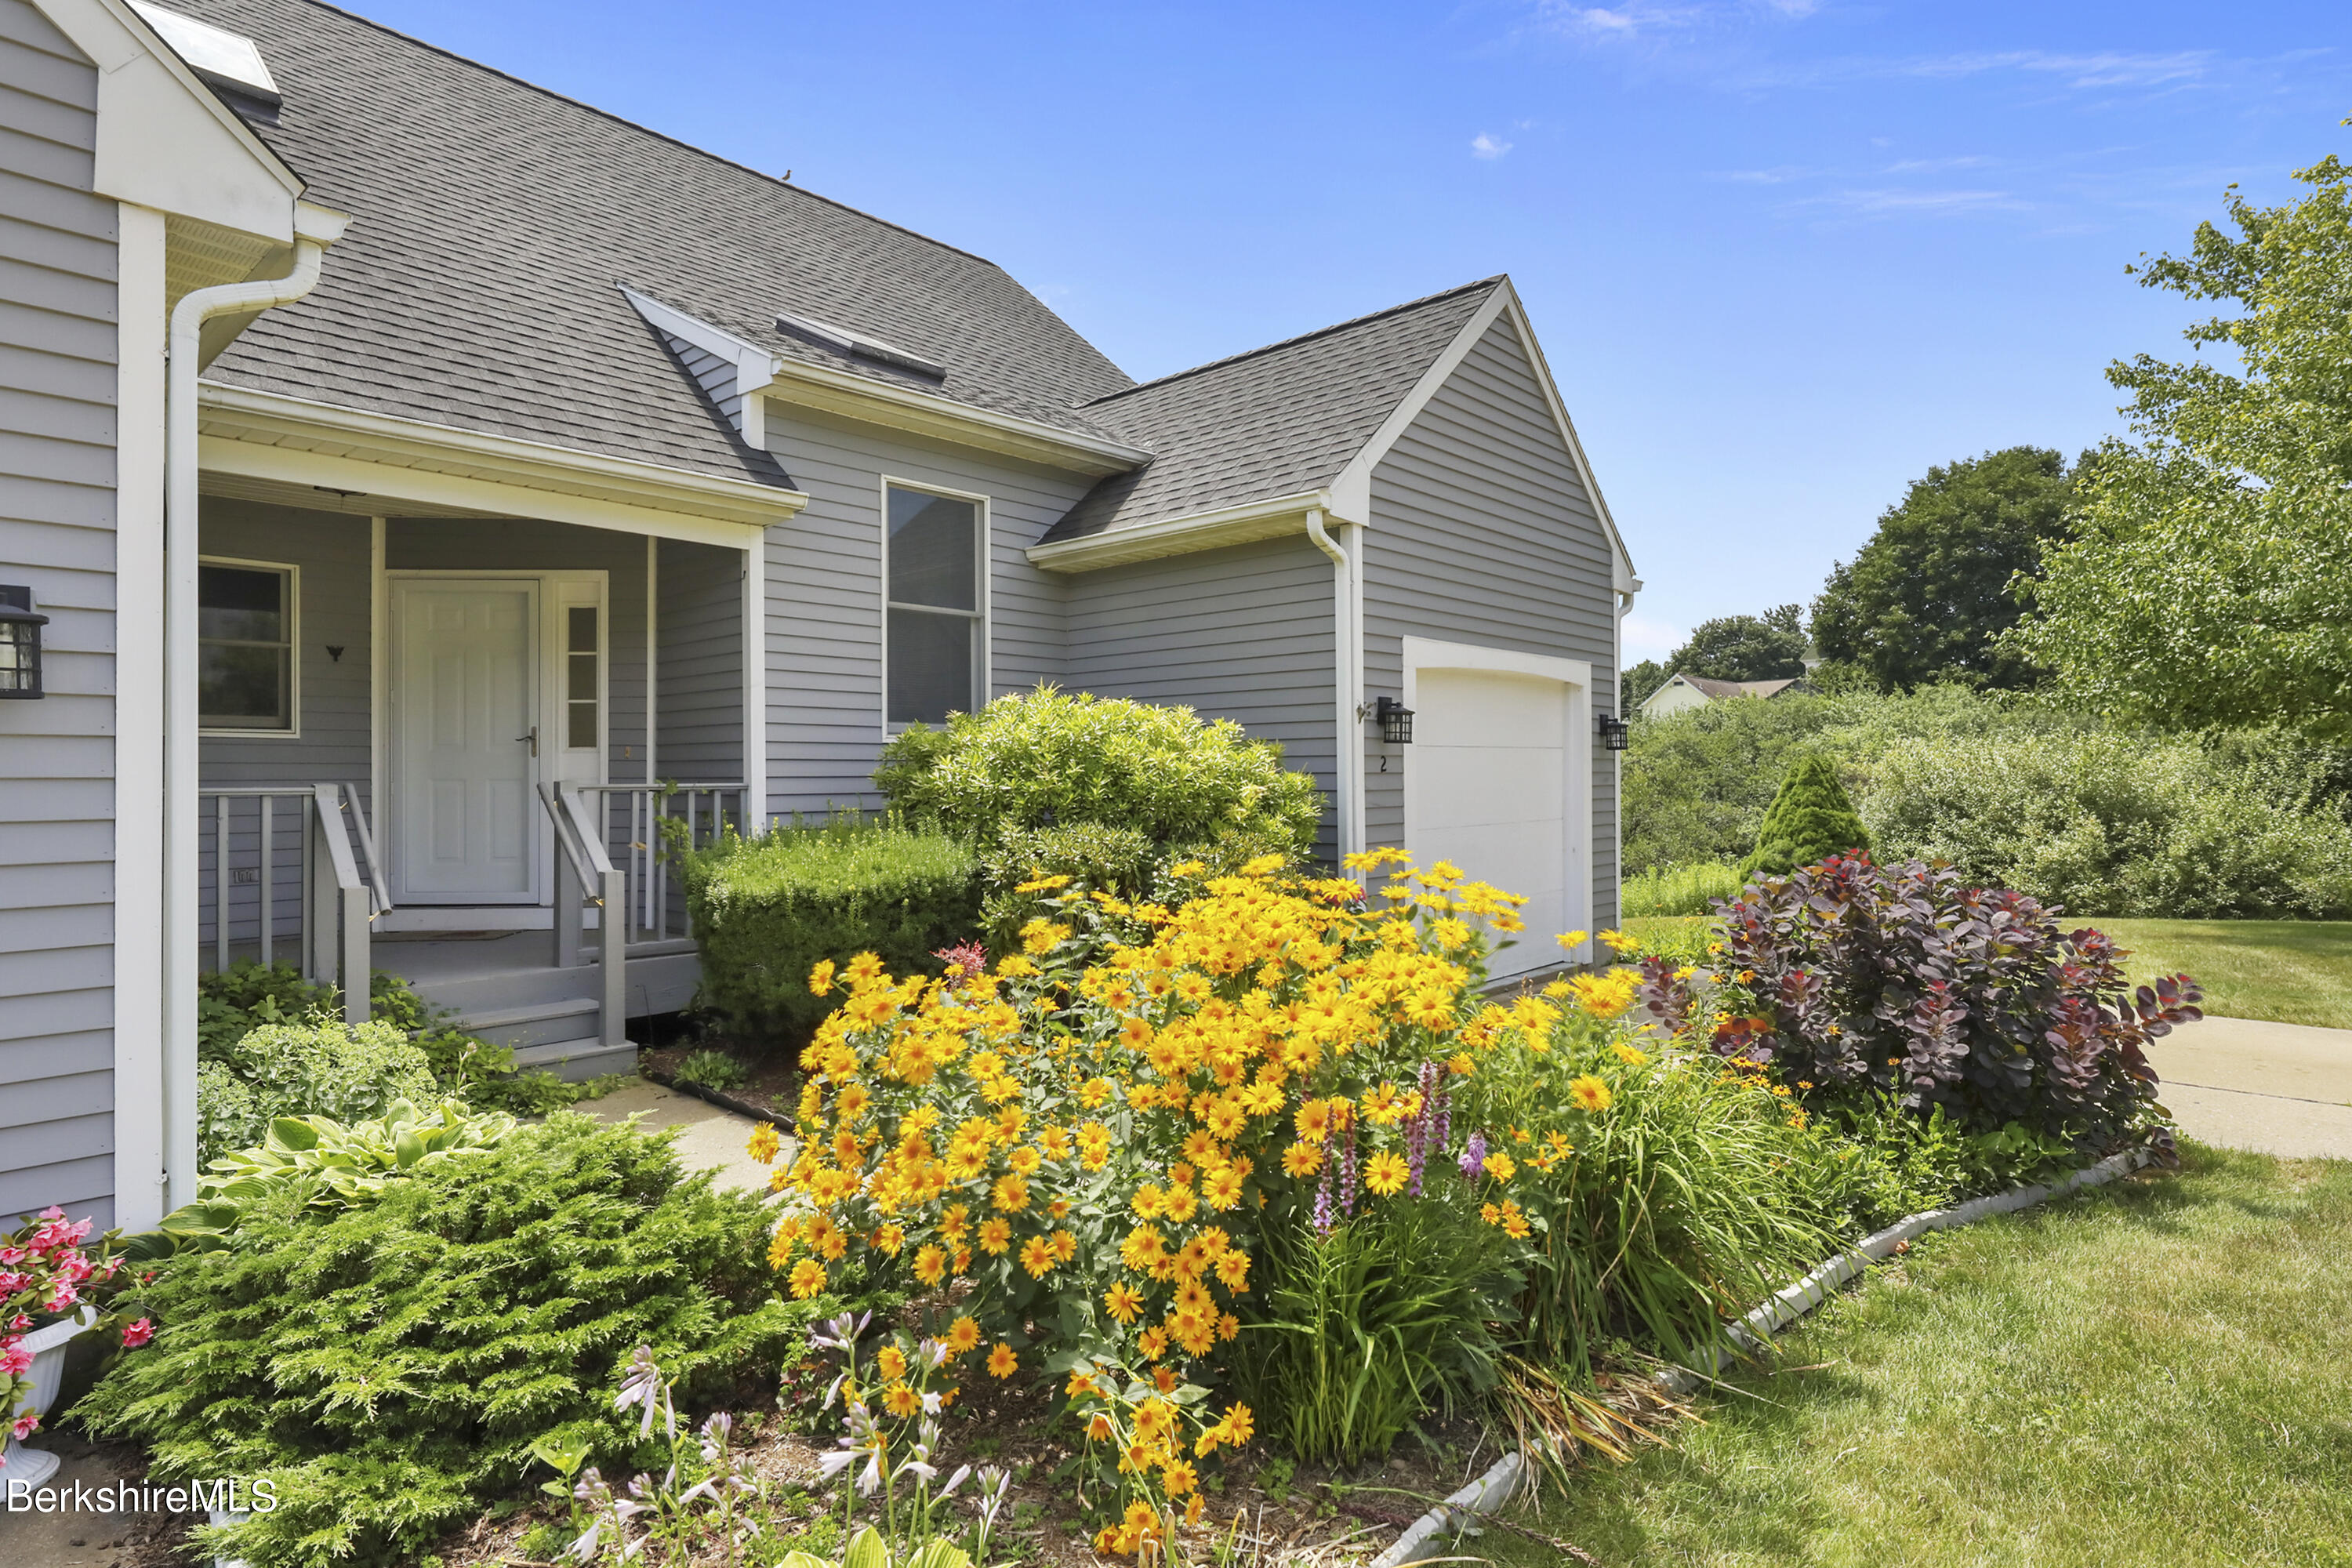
left=1414, top=670, right=1566, bottom=748
left=1407, top=663, right=1580, bottom=977
left=1415, top=747, right=1564, bottom=827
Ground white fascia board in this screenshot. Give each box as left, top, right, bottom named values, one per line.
left=1026, top=489, right=1338, bottom=573
left=38, top=0, right=303, bottom=241
left=620, top=286, right=782, bottom=397
left=1494, top=288, right=1639, bottom=588
left=1327, top=284, right=1513, bottom=525
left=766, top=358, right=1152, bottom=478
left=197, top=383, right=809, bottom=540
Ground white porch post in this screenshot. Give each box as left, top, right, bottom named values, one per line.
left=742, top=527, right=767, bottom=832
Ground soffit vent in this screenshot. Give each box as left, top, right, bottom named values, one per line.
left=128, top=0, right=282, bottom=108
left=776, top=310, right=947, bottom=381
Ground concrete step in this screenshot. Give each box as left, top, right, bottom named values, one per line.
left=515, top=1035, right=640, bottom=1082
left=460, top=996, right=600, bottom=1050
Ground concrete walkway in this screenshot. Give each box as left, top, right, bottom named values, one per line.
left=2144, top=1014, right=2352, bottom=1160
left=581, top=1079, right=779, bottom=1192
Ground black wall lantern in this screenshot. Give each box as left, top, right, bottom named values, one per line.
left=0, top=586, right=47, bottom=700
left=1373, top=695, right=1414, bottom=745
left=1598, top=710, right=1632, bottom=751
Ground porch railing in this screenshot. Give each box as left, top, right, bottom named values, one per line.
left=542, top=782, right=626, bottom=1047
left=198, top=783, right=382, bottom=1023
left=586, top=782, right=752, bottom=942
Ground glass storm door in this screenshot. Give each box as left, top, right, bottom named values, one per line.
left=390, top=580, right=539, bottom=903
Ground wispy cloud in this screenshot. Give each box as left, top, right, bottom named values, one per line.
left=1471, top=132, right=1515, bottom=159
left=1795, top=187, right=2029, bottom=216
left=1536, top=0, right=1817, bottom=41
left=1711, top=164, right=1819, bottom=184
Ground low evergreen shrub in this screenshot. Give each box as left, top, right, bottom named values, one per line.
left=1739, top=752, right=1871, bottom=880
left=78, top=1114, right=803, bottom=1568
left=681, top=819, right=979, bottom=1039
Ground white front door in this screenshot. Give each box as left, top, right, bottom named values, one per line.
left=390, top=579, right=540, bottom=904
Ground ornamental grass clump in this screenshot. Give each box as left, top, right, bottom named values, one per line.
left=1683, top=853, right=2203, bottom=1156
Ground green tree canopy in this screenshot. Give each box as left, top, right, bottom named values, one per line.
left=1664, top=604, right=1809, bottom=684
left=1739, top=752, right=1872, bottom=880
left=1623, top=658, right=1669, bottom=710
left=2009, top=137, right=2352, bottom=737
left=1811, top=446, right=2074, bottom=692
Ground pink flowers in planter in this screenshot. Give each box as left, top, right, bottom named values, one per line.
left=2, top=1205, right=142, bottom=1466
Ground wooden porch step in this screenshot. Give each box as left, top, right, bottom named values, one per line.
left=514, top=1035, right=640, bottom=1083
left=458, top=996, right=599, bottom=1050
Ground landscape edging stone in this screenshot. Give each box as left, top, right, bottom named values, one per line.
left=1367, top=1147, right=2153, bottom=1568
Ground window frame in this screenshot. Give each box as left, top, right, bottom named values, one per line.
left=197, top=554, right=301, bottom=738
left=877, top=476, right=990, bottom=732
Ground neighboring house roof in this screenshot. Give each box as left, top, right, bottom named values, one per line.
left=164, top=0, right=1137, bottom=489
left=1039, top=280, right=1504, bottom=544
left=1646, top=673, right=1805, bottom=707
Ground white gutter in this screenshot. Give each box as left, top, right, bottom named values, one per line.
left=162, top=201, right=348, bottom=1212
left=1305, top=508, right=1365, bottom=866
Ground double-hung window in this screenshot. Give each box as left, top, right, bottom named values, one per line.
left=884, top=483, right=984, bottom=726
left=198, top=558, right=297, bottom=733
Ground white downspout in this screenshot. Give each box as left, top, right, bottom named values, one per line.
left=1305, top=507, right=1363, bottom=866
left=162, top=201, right=348, bottom=1212
left=1611, top=576, right=1642, bottom=932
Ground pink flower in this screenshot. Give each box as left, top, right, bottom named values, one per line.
left=10, top=1411, right=38, bottom=1439
left=0, top=1343, right=29, bottom=1377
left=121, top=1318, right=154, bottom=1351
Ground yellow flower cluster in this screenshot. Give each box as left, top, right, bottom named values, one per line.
left=754, top=853, right=1556, bottom=1369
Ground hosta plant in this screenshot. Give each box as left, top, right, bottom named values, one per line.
left=1682, top=853, right=2201, bottom=1155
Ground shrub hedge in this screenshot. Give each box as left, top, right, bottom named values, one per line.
left=80, top=1114, right=801, bottom=1568
left=681, top=818, right=979, bottom=1038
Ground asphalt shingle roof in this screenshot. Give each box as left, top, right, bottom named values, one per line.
left=172, top=0, right=1137, bottom=488
left=1040, top=280, right=1501, bottom=543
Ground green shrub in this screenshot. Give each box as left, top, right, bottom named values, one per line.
left=197, top=1018, right=438, bottom=1164
left=1613, top=915, right=1716, bottom=968
left=198, top=960, right=583, bottom=1115
left=1620, top=860, right=1742, bottom=917
left=873, top=687, right=1323, bottom=861
left=975, top=820, right=1156, bottom=949
left=79, top=1114, right=802, bottom=1568
left=1862, top=728, right=2352, bottom=917
left=1739, top=752, right=1871, bottom=880
left=681, top=819, right=980, bottom=1038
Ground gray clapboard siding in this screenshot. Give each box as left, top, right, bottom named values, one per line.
left=1064, top=535, right=1339, bottom=863
left=757, top=405, right=1091, bottom=818
left=655, top=535, right=743, bottom=786
left=0, top=0, right=117, bottom=1229
left=1364, top=314, right=1621, bottom=927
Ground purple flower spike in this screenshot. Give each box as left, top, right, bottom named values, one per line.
left=1459, top=1130, right=1487, bottom=1181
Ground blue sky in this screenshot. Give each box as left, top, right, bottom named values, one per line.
left=344, top=0, right=2346, bottom=661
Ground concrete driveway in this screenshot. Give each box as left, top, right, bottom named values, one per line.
left=2143, top=1015, right=2352, bottom=1160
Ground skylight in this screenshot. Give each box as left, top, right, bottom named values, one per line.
left=128, top=0, right=281, bottom=106
left=777, top=310, right=946, bottom=380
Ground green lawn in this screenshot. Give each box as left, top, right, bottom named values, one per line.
left=1479, top=1145, right=2352, bottom=1568
left=2087, top=917, right=2352, bottom=1030
left=1613, top=913, right=2352, bottom=1030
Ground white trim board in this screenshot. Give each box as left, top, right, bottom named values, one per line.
left=197, top=383, right=809, bottom=539
left=1025, top=488, right=1341, bottom=574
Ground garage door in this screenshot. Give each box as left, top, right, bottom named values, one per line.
left=1406, top=667, right=1575, bottom=978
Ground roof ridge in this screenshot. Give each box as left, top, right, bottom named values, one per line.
left=1080, top=276, right=1506, bottom=407
left=278, top=0, right=1002, bottom=270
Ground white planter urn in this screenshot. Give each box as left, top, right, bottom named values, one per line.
left=2, top=1305, right=97, bottom=1490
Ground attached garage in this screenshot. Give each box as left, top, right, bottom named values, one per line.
left=1400, top=637, right=1594, bottom=979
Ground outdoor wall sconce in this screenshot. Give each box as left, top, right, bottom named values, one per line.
left=0, top=586, right=48, bottom=700
left=1598, top=711, right=1631, bottom=751
left=1374, top=695, right=1414, bottom=746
